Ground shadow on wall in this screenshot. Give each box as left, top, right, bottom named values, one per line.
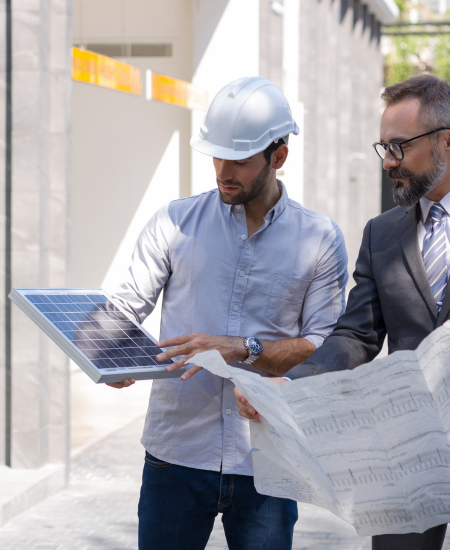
left=102, top=130, right=180, bottom=291
left=193, top=0, right=230, bottom=74
left=71, top=85, right=181, bottom=289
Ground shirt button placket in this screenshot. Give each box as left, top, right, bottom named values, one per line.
left=222, top=380, right=237, bottom=472
left=227, top=215, right=251, bottom=337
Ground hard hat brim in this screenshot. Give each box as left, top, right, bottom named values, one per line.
left=190, top=134, right=289, bottom=161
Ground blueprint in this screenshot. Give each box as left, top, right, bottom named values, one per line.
left=190, top=322, right=450, bottom=536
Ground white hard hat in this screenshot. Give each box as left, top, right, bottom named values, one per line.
left=190, top=77, right=299, bottom=160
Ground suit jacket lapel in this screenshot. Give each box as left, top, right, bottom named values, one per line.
left=399, top=203, right=439, bottom=321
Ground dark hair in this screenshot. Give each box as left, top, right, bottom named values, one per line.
left=381, top=74, right=450, bottom=132
left=263, top=139, right=286, bottom=165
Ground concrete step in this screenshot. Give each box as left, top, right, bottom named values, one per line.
left=0, top=463, right=66, bottom=527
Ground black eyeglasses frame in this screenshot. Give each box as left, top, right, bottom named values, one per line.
left=372, top=127, right=450, bottom=161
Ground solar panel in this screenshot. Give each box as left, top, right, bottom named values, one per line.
left=9, top=288, right=184, bottom=383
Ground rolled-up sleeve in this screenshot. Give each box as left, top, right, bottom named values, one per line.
left=299, top=223, right=349, bottom=349
left=109, top=204, right=175, bottom=324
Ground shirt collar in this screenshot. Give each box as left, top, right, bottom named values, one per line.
left=223, top=180, right=288, bottom=221
left=266, top=180, right=288, bottom=223
left=419, top=191, right=450, bottom=224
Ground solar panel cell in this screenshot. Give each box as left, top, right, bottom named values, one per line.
left=149, top=356, right=172, bottom=365
left=8, top=289, right=179, bottom=383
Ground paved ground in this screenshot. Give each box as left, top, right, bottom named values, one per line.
left=0, top=417, right=449, bottom=550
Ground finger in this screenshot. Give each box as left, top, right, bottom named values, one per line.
left=156, top=334, right=192, bottom=348
left=235, top=394, right=260, bottom=419
left=235, top=397, right=253, bottom=414
left=233, top=388, right=248, bottom=405
left=268, top=377, right=287, bottom=386
left=165, top=354, right=195, bottom=372
left=157, top=342, right=197, bottom=361
left=236, top=400, right=251, bottom=417
left=106, top=378, right=135, bottom=389
left=180, top=365, right=203, bottom=381
left=238, top=407, right=261, bottom=420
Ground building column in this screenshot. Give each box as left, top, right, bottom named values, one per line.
left=0, top=0, right=72, bottom=471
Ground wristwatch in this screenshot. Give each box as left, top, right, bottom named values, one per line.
left=242, top=337, right=263, bottom=365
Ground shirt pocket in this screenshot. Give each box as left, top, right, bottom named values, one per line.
left=265, top=273, right=312, bottom=328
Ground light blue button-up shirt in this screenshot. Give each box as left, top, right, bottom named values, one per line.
left=111, top=183, right=348, bottom=475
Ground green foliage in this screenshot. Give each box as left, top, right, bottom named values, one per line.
left=384, top=34, right=450, bottom=86
left=384, top=0, right=450, bottom=85
left=434, top=37, right=450, bottom=81
left=394, top=0, right=408, bottom=14
left=384, top=35, right=431, bottom=86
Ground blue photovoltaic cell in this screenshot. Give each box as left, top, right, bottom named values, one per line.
left=24, top=293, right=173, bottom=372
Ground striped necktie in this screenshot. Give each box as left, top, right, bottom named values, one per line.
left=422, top=202, right=448, bottom=311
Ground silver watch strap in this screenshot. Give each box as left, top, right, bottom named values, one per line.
left=243, top=353, right=259, bottom=365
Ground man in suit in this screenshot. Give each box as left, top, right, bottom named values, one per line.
left=235, top=74, right=450, bottom=549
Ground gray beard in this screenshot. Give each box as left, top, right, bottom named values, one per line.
left=390, top=147, right=446, bottom=208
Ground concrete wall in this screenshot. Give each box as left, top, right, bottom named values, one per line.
left=260, top=0, right=283, bottom=90
left=0, top=0, right=7, bottom=469
left=191, top=0, right=260, bottom=196
left=299, top=0, right=383, bottom=279
left=259, top=0, right=305, bottom=205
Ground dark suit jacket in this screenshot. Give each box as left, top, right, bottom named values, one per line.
left=287, top=202, right=450, bottom=380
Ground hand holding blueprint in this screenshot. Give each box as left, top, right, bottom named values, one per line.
left=190, top=322, right=450, bottom=536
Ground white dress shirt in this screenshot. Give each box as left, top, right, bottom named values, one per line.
left=111, top=183, right=348, bottom=475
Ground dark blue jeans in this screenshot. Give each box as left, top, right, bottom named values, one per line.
left=138, top=452, right=298, bottom=550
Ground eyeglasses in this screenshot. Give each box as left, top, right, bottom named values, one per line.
left=372, top=127, right=450, bottom=161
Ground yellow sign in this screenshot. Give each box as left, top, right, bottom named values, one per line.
left=147, top=70, right=208, bottom=111
left=72, top=47, right=142, bottom=96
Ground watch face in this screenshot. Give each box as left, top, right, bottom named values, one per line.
left=247, top=337, right=263, bottom=356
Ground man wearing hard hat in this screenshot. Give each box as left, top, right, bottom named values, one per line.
left=109, top=77, right=348, bottom=550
